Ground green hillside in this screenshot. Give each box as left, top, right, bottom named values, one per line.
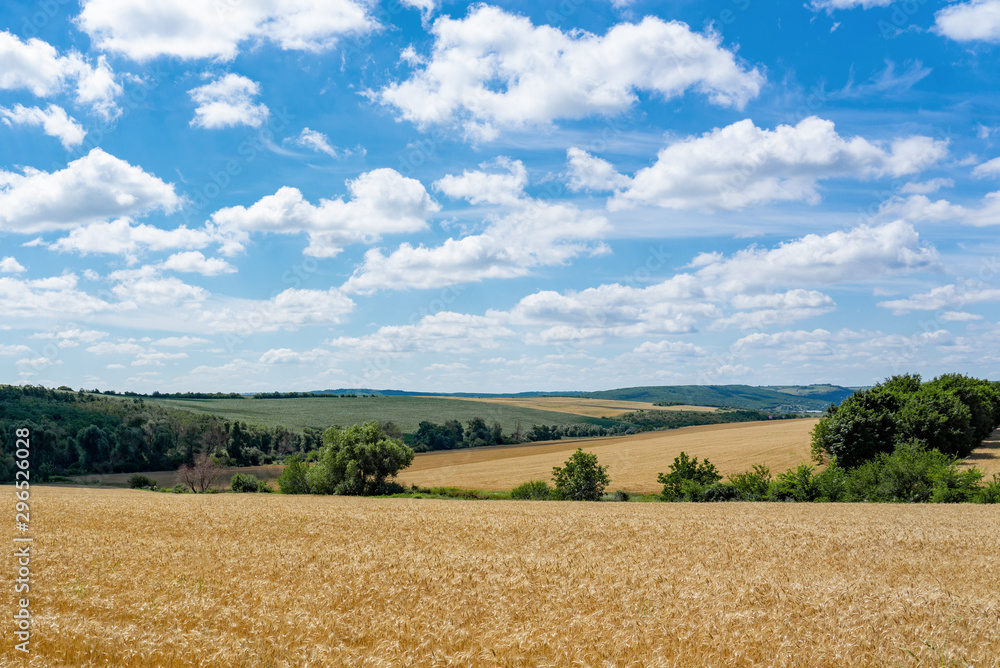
left=577, top=384, right=850, bottom=411
left=144, top=395, right=610, bottom=434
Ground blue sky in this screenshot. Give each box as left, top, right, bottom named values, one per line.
left=1, top=0, right=999, bottom=393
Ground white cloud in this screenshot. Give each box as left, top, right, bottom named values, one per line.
left=494, top=221, right=936, bottom=341
left=877, top=284, right=1000, bottom=314
left=258, top=347, right=335, bottom=365
left=31, top=327, right=108, bottom=348
left=809, top=0, right=892, bottom=9
left=47, top=218, right=214, bottom=257
left=110, top=267, right=209, bottom=306
left=210, top=168, right=438, bottom=257
left=0, top=104, right=85, bottom=149
left=189, top=74, right=269, bottom=129
left=377, top=6, right=763, bottom=140
left=875, top=192, right=1000, bottom=227
left=691, top=220, right=938, bottom=293
left=0, top=149, right=180, bottom=233
left=935, top=0, right=1000, bottom=43
left=328, top=312, right=513, bottom=355
left=0, top=273, right=113, bottom=321
left=343, top=160, right=609, bottom=293
left=434, top=157, right=527, bottom=206
left=565, top=148, right=632, bottom=193
left=76, top=0, right=375, bottom=61
left=161, top=251, right=236, bottom=276
left=195, top=288, right=355, bottom=334
left=900, top=178, right=954, bottom=194
left=293, top=128, right=339, bottom=157
left=940, top=311, right=983, bottom=322
left=153, top=336, right=210, bottom=347
left=0, top=257, right=25, bottom=273
left=0, top=32, right=122, bottom=119
left=973, top=156, right=1000, bottom=178
left=605, top=116, right=948, bottom=211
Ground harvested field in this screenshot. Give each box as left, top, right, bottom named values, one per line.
left=436, top=395, right=717, bottom=417
left=4, top=486, right=999, bottom=667
left=400, top=418, right=820, bottom=493
left=960, top=428, right=1000, bottom=477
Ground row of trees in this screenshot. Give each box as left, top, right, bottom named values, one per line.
left=811, top=374, right=1000, bottom=468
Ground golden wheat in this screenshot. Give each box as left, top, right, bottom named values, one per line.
left=400, top=419, right=821, bottom=493
left=432, top=396, right=717, bottom=417
left=2, top=486, right=999, bottom=667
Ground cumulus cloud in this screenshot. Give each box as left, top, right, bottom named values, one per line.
left=189, top=74, right=269, bottom=129
left=0, top=273, right=113, bottom=321
left=565, top=148, right=632, bottom=193
left=109, top=266, right=209, bottom=306
left=377, top=6, right=763, bottom=140
left=877, top=284, right=1000, bottom=314
left=210, top=168, right=438, bottom=257
left=161, top=251, right=236, bottom=276
left=875, top=191, right=1000, bottom=227
left=47, top=218, right=215, bottom=258
left=0, top=104, right=85, bottom=148
left=601, top=116, right=948, bottom=211
left=0, top=149, right=180, bottom=233
left=195, top=288, right=355, bottom=334
left=973, top=156, right=1000, bottom=178
left=0, top=257, right=25, bottom=273
left=342, top=159, right=610, bottom=293
left=292, top=128, right=340, bottom=157
left=328, top=312, right=514, bottom=355
left=495, top=221, right=936, bottom=341
left=0, top=32, right=122, bottom=118
left=75, top=0, right=374, bottom=61
left=935, top=0, right=1000, bottom=43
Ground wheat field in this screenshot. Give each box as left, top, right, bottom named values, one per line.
left=434, top=396, right=717, bottom=417
left=2, top=486, right=999, bottom=667
left=400, top=419, right=820, bottom=493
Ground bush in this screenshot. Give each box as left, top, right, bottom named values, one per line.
left=612, top=489, right=630, bottom=502
left=727, top=464, right=772, bottom=501
left=511, top=480, right=552, bottom=500
left=976, top=474, right=1000, bottom=504
left=127, top=473, right=157, bottom=489
left=658, top=452, right=721, bottom=501
left=311, top=422, right=415, bottom=496
left=230, top=472, right=270, bottom=493
left=772, top=464, right=821, bottom=502
left=552, top=449, right=610, bottom=501
left=701, top=482, right=740, bottom=502
left=843, top=440, right=969, bottom=503
left=277, top=455, right=312, bottom=494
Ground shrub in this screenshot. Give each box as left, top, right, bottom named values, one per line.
left=976, top=474, right=1000, bottom=504
left=511, top=480, right=552, bottom=500
left=277, top=455, right=312, bottom=494
left=772, top=464, right=821, bottom=502
left=127, top=473, right=157, bottom=490
left=701, top=482, right=740, bottom=502
left=552, top=449, right=610, bottom=501
left=844, top=440, right=967, bottom=503
left=230, top=472, right=270, bottom=493
left=727, top=464, right=772, bottom=501
left=613, top=489, right=630, bottom=502
left=658, top=452, right=721, bottom=501
left=811, top=464, right=848, bottom=502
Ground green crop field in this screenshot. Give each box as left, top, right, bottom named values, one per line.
left=144, top=395, right=608, bottom=434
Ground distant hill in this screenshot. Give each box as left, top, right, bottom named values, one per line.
left=314, top=384, right=855, bottom=412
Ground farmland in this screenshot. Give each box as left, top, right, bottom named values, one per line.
left=143, top=395, right=614, bottom=433
left=6, top=485, right=999, bottom=667
left=399, top=418, right=821, bottom=494
left=439, top=395, right=717, bottom=417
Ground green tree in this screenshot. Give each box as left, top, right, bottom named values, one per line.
left=896, top=385, right=975, bottom=458
left=657, top=451, right=721, bottom=501
left=310, top=422, right=415, bottom=496
left=551, top=448, right=610, bottom=501
left=277, top=455, right=312, bottom=494
left=810, top=384, right=903, bottom=468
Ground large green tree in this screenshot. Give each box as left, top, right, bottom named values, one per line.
left=307, top=422, right=414, bottom=496
left=552, top=448, right=610, bottom=501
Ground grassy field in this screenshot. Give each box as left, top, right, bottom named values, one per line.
left=144, top=395, right=610, bottom=434
left=5, top=486, right=999, bottom=667
left=399, top=418, right=821, bottom=494
left=438, top=396, right=717, bottom=417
